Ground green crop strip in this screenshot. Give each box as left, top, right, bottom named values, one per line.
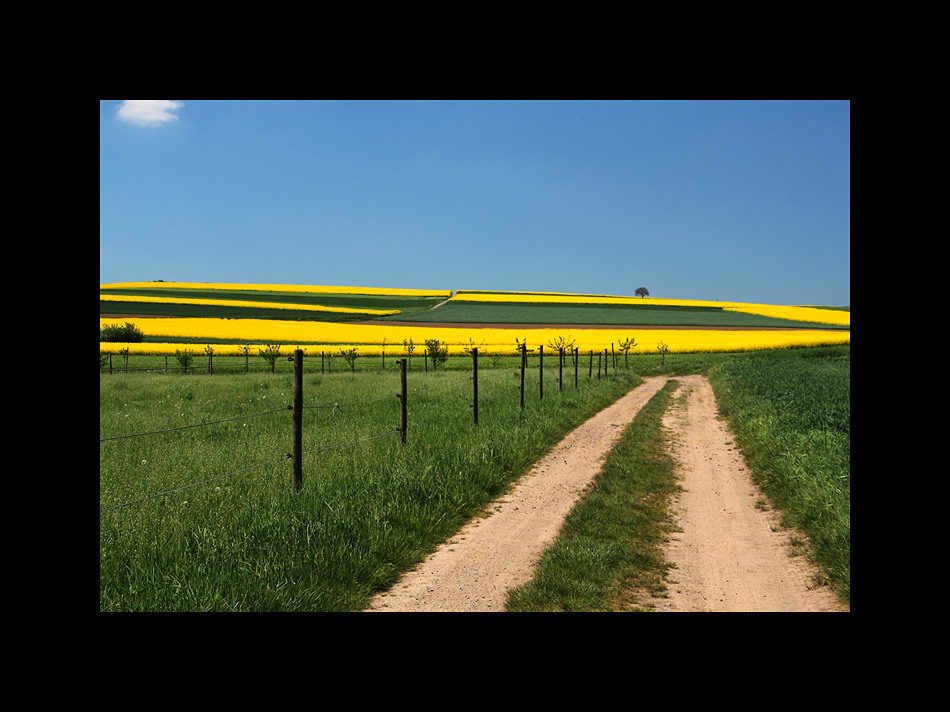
left=99, top=288, right=445, bottom=314
left=385, top=300, right=843, bottom=329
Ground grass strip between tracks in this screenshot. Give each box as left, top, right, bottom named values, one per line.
left=505, top=380, right=680, bottom=611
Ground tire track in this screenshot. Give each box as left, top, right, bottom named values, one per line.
left=654, top=375, right=846, bottom=612
left=366, top=377, right=670, bottom=612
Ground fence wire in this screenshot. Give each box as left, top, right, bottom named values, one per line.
left=101, top=349, right=617, bottom=512
left=99, top=406, right=290, bottom=442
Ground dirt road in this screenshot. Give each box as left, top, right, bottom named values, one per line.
left=365, top=375, right=846, bottom=612
left=653, top=375, right=845, bottom=612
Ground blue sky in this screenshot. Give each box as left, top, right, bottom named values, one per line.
left=100, top=100, right=850, bottom=306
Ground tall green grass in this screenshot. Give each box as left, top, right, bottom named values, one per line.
left=100, top=361, right=643, bottom=611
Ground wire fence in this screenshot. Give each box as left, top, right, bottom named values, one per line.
left=100, top=346, right=622, bottom=512
left=99, top=341, right=633, bottom=376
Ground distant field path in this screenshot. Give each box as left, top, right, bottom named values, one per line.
left=428, top=290, right=456, bottom=309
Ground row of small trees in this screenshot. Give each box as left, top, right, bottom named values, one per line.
left=101, top=343, right=293, bottom=374
left=101, top=322, right=670, bottom=373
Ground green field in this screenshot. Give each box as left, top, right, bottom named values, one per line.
left=101, top=356, right=647, bottom=611
left=383, top=300, right=848, bottom=329
left=708, top=348, right=850, bottom=603
left=99, top=286, right=446, bottom=321
left=99, top=287, right=849, bottom=329
left=100, top=345, right=850, bottom=611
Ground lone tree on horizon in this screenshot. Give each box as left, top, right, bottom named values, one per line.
left=635, top=287, right=650, bottom=298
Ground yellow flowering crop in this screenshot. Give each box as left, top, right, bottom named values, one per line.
left=721, top=305, right=849, bottom=327
left=99, top=293, right=400, bottom=316
left=100, top=316, right=850, bottom=357
left=100, top=281, right=452, bottom=298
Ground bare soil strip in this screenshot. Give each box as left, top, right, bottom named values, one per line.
left=366, top=377, right=670, bottom=612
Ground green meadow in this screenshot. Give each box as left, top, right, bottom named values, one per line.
left=100, top=345, right=850, bottom=611
left=99, top=286, right=446, bottom=321
left=383, top=299, right=847, bottom=329
left=101, top=355, right=646, bottom=611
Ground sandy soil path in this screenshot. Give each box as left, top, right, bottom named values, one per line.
left=365, top=374, right=847, bottom=612
left=366, top=376, right=670, bottom=611
left=653, top=375, right=846, bottom=612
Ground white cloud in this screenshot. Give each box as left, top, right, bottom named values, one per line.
left=116, top=100, right=184, bottom=127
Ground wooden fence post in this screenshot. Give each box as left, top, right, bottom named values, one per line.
left=292, top=349, right=303, bottom=492
left=558, top=347, right=563, bottom=391
left=398, top=358, right=408, bottom=444
left=574, top=347, right=578, bottom=388
left=539, top=344, right=544, bottom=400
left=471, top=348, right=479, bottom=425
left=520, top=343, right=526, bottom=410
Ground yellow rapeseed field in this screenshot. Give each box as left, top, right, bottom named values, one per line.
left=100, top=284, right=849, bottom=357
left=99, top=316, right=850, bottom=357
